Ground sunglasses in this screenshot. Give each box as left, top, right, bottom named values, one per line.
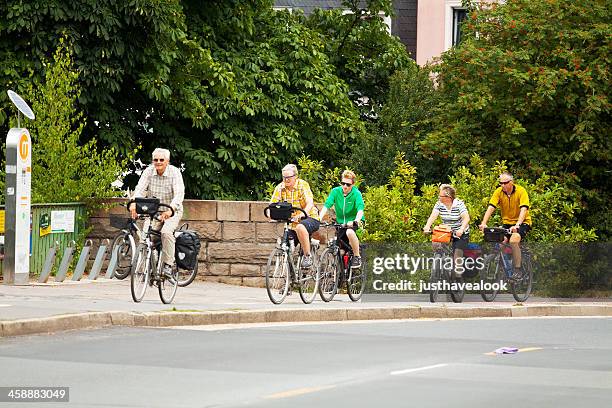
left=499, top=180, right=512, bottom=185
left=283, top=175, right=296, bottom=180
left=340, top=182, right=353, bottom=187
left=153, top=158, right=166, bottom=163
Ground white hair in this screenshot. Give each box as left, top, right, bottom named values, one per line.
left=282, top=164, right=298, bottom=176
left=152, top=148, right=170, bottom=161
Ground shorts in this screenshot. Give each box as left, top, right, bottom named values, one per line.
left=288, top=217, right=320, bottom=242
left=337, top=225, right=358, bottom=251
left=452, top=233, right=470, bottom=251
left=503, top=223, right=531, bottom=240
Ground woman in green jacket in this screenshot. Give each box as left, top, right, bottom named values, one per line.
left=319, top=170, right=365, bottom=268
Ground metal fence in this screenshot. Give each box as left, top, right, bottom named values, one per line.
left=0, top=203, right=86, bottom=275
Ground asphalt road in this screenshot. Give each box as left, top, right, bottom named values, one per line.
left=0, top=317, right=611, bottom=408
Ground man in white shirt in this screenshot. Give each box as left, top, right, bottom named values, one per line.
left=130, top=148, right=185, bottom=276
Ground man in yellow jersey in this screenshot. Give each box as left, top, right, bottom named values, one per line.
left=269, top=164, right=320, bottom=268
left=479, top=171, right=531, bottom=279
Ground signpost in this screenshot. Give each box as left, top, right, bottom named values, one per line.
left=3, top=90, right=34, bottom=285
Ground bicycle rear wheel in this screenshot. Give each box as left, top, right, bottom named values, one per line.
left=511, top=251, right=533, bottom=302
left=112, top=232, right=136, bottom=280
left=176, top=261, right=198, bottom=287
left=298, top=250, right=319, bottom=304
left=318, top=248, right=339, bottom=302
left=159, top=265, right=179, bottom=304
left=130, top=244, right=150, bottom=303
left=265, top=248, right=290, bottom=304
left=347, top=254, right=366, bottom=302
left=480, top=254, right=501, bottom=302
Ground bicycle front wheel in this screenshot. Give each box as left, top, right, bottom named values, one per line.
left=159, top=265, right=179, bottom=304
left=112, top=232, right=136, bottom=280
left=347, top=255, right=366, bottom=302
left=511, top=251, right=533, bottom=302
left=481, top=254, right=502, bottom=302
left=450, top=275, right=465, bottom=303
left=131, top=244, right=150, bottom=303
left=298, top=251, right=319, bottom=304
left=318, top=248, right=339, bottom=302
left=176, top=261, right=198, bottom=287
left=429, top=254, right=443, bottom=303
left=265, top=248, right=290, bottom=304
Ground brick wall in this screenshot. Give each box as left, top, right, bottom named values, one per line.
left=88, top=199, right=334, bottom=287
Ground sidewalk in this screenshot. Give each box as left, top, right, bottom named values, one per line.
left=1, top=279, right=611, bottom=337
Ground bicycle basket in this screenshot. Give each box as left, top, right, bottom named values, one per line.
left=432, top=224, right=452, bottom=243
left=135, top=197, right=160, bottom=215
left=109, top=215, right=130, bottom=229
left=266, top=201, right=293, bottom=221
left=483, top=227, right=506, bottom=243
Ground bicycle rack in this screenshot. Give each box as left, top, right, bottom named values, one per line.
left=72, top=239, right=93, bottom=281
left=55, top=240, right=76, bottom=282
left=88, top=239, right=109, bottom=280
left=38, top=241, right=60, bottom=283
left=104, top=242, right=120, bottom=279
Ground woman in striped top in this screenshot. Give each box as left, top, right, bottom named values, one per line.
left=423, top=184, right=471, bottom=275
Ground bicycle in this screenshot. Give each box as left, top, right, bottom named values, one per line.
left=128, top=198, right=179, bottom=304
left=263, top=204, right=320, bottom=305
left=425, top=231, right=465, bottom=303
left=480, top=227, right=533, bottom=302
left=109, top=206, right=141, bottom=280
left=318, top=223, right=366, bottom=302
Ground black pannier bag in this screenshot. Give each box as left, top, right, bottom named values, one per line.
left=135, top=197, right=160, bottom=215
left=483, top=227, right=506, bottom=243
left=175, top=230, right=201, bottom=270
left=265, top=201, right=293, bottom=221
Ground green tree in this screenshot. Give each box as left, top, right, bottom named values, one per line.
left=419, top=0, right=611, bottom=237
left=0, top=0, right=365, bottom=200
left=305, top=0, right=413, bottom=119
left=1, top=39, right=131, bottom=207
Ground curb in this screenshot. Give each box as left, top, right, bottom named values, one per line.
left=1, top=305, right=611, bottom=338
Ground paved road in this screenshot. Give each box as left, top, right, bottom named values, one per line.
left=0, top=317, right=610, bottom=407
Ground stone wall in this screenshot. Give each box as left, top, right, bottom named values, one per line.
left=88, top=199, right=334, bottom=287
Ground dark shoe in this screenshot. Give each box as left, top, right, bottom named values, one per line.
left=351, top=256, right=362, bottom=269
left=301, top=255, right=313, bottom=268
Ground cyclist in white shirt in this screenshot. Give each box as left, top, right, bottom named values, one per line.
left=423, top=184, right=470, bottom=275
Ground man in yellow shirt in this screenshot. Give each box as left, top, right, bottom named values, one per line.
left=479, top=171, right=531, bottom=279
left=270, top=164, right=320, bottom=268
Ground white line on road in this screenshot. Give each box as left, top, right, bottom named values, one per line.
left=0, top=304, right=11, bottom=308
left=390, top=363, right=448, bottom=376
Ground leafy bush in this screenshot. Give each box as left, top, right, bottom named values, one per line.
left=299, top=153, right=597, bottom=244
left=0, top=38, right=132, bottom=210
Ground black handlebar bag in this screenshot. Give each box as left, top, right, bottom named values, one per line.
left=135, top=197, right=160, bottom=215
left=267, top=201, right=293, bottom=221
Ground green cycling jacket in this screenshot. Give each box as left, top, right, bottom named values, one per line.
left=324, top=186, right=365, bottom=224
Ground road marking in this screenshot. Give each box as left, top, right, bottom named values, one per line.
left=264, top=385, right=336, bottom=399
left=390, top=363, right=448, bottom=376
left=485, top=347, right=543, bottom=356
left=0, top=304, right=11, bottom=308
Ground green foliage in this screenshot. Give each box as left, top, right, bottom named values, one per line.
left=350, top=65, right=451, bottom=187
left=305, top=0, right=412, bottom=118
left=0, top=0, right=372, bottom=200
left=1, top=39, right=131, bottom=208
left=304, top=153, right=597, bottom=244
left=419, top=0, right=611, bottom=238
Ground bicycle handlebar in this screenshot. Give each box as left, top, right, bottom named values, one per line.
left=126, top=199, right=175, bottom=219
